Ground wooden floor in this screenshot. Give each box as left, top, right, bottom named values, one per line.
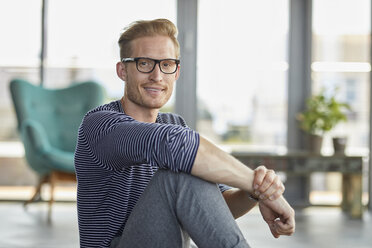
left=0, top=202, right=371, bottom=248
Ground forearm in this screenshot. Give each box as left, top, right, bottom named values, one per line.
left=191, top=136, right=255, bottom=193
left=223, top=188, right=258, bottom=219
left=191, top=136, right=295, bottom=236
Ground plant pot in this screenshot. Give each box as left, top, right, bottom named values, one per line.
left=333, top=137, right=347, bottom=155
left=308, top=134, right=323, bottom=154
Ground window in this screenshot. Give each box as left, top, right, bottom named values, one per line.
left=312, top=0, right=370, bottom=156
left=311, top=0, right=370, bottom=206
left=0, top=0, right=177, bottom=142
left=0, top=0, right=42, bottom=141
left=47, top=0, right=177, bottom=100
left=0, top=0, right=177, bottom=199
left=197, top=0, right=289, bottom=152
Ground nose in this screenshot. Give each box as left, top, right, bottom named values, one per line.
left=149, top=63, right=163, bottom=82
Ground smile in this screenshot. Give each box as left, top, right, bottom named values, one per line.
left=144, top=87, right=163, bottom=92
left=143, top=87, right=165, bottom=97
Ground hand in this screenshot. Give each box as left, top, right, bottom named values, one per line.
left=259, top=196, right=295, bottom=238
left=253, top=165, right=285, bottom=201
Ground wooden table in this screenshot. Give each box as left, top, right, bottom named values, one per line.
left=231, top=152, right=364, bottom=218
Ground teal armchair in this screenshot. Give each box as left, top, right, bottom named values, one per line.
left=9, top=78, right=105, bottom=219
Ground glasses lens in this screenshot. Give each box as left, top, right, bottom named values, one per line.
left=136, top=58, right=155, bottom=73
left=160, top=60, right=178, bottom=74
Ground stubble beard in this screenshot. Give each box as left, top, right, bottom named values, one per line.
left=125, top=83, right=170, bottom=110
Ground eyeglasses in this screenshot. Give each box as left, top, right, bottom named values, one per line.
left=122, top=57, right=180, bottom=74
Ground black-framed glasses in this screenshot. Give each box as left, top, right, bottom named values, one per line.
left=122, top=57, right=180, bottom=74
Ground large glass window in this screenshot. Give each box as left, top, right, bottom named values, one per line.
left=47, top=0, right=176, bottom=100
left=0, top=0, right=42, bottom=141
left=311, top=0, right=370, bottom=206
left=0, top=0, right=176, bottom=200
left=312, top=0, right=370, bottom=156
left=0, top=0, right=43, bottom=200
left=197, top=0, right=289, bottom=152
left=1, top=0, right=177, bottom=142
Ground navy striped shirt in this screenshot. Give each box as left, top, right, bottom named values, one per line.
left=75, top=100, right=230, bottom=247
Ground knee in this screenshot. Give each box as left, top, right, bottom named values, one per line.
left=154, top=169, right=216, bottom=191
left=156, top=169, right=219, bottom=195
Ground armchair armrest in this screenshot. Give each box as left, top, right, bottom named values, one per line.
left=21, top=119, right=75, bottom=174
left=21, top=119, right=52, bottom=155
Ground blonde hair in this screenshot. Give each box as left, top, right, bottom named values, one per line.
left=118, top=19, right=180, bottom=60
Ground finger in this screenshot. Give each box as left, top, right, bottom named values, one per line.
left=274, top=218, right=295, bottom=236
left=257, top=170, right=276, bottom=195
left=253, top=165, right=267, bottom=190
left=275, top=224, right=295, bottom=236
left=269, top=188, right=285, bottom=201
left=268, top=222, right=280, bottom=238
left=278, top=218, right=296, bottom=235
left=270, top=228, right=280, bottom=238
left=261, top=177, right=285, bottom=200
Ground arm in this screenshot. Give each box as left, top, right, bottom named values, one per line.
left=82, top=111, right=199, bottom=172
left=192, top=136, right=265, bottom=194
left=222, top=188, right=258, bottom=219
left=192, top=136, right=295, bottom=237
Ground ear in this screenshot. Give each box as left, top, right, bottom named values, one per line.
left=116, top=61, right=127, bottom=81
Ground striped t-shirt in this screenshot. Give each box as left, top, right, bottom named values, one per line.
left=74, top=100, right=230, bottom=247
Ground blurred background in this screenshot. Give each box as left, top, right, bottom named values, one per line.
left=0, top=0, right=372, bottom=247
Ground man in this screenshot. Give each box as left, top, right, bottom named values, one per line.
left=75, top=19, right=295, bottom=248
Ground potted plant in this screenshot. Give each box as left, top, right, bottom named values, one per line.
left=297, top=89, right=351, bottom=154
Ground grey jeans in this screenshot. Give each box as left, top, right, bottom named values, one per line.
left=110, top=169, right=250, bottom=248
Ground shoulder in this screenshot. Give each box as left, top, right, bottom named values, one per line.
left=83, top=100, right=133, bottom=125
left=157, top=112, right=188, bottom=127
left=86, top=100, right=120, bottom=116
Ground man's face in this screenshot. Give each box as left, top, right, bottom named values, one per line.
left=118, top=35, right=180, bottom=111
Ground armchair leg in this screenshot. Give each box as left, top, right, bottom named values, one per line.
left=24, top=171, right=75, bottom=221
left=24, top=174, right=49, bottom=207
left=48, top=172, right=57, bottom=222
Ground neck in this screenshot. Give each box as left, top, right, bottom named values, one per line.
left=121, top=97, right=159, bottom=123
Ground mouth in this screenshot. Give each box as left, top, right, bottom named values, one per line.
left=144, top=87, right=163, bottom=92
left=143, top=86, right=165, bottom=96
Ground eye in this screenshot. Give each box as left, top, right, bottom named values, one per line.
left=162, top=60, right=175, bottom=67
left=138, top=60, right=149, bottom=66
